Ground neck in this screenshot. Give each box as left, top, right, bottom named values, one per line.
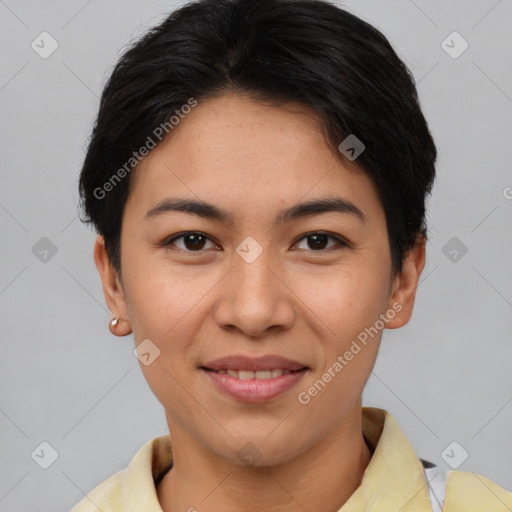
left=157, top=406, right=372, bottom=512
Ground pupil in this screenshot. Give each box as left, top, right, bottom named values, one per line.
left=309, top=234, right=327, bottom=250
left=185, top=234, right=205, bottom=250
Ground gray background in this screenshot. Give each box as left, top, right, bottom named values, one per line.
left=0, top=0, right=511, bottom=510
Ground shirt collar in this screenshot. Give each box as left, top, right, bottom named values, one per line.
left=341, top=407, right=432, bottom=511
left=122, top=407, right=432, bottom=511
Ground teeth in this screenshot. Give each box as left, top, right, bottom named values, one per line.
left=255, top=370, right=271, bottom=380
left=216, top=369, right=292, bottom=379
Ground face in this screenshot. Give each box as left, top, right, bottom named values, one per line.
left=95, top=93, right=425, bottom=467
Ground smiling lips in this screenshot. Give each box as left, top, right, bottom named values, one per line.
left=201, top=354, right=309, bottom=402
left=202, top=354, right=308, bottom=371
left=215, top=368, right=291, bottom=380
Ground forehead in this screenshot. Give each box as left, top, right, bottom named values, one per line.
left=125, top=93, right=384, bottom=225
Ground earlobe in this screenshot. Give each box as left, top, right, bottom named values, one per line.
left=385, top=236, right=426, bottom=330
left=93, top=235, right=132, bottom=336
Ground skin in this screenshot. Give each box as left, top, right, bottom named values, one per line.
left=94, top=93, right=425, bottom=512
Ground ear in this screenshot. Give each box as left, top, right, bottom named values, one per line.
left=385, top=235, right=426, bottom=329
left=94, top=235, right=131, bottom=336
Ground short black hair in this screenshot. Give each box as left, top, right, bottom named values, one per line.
left=79, top=0, right=437, bottom=277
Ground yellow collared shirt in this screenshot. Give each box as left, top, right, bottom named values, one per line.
left=71, top=407, right=512, bottom=511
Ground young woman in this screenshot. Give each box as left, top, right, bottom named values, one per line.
left=72, top=0, right=512, bottom=510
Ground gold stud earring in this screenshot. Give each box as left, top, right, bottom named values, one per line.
left=109, top=316, right=132, bottom=336
left=109, top=317, right=120, bottom=335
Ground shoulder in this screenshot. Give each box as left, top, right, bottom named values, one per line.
left=444, top=470, right=512, bottom=510
left=69, top=434, right=172, bottom=512
left=70, top=470, right=125, bottom=512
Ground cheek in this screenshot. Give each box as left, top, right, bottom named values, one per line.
left=125, top=276, right=199, bottom=412
left=122, top=257, right=213, bottom=341
left=291, top=262, right=389, bottom=407
left=294, top=284, right=384, bottom=435
left=121, top=258, right=212, bottom=402
left=292, top=263, right=390, bottom=341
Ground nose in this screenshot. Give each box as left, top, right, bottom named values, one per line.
left=213, top=244, right=296, bottom=338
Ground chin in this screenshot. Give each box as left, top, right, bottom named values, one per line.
left=209, top=430, right=308, bottom=469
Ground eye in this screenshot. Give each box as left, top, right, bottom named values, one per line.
left=163, top=231, right=221, bottom=252
left=161, top=230, right=350, bottom=253
left=293, top=232, right=349, bottom=252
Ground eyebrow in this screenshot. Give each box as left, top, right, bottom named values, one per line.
left=145, top=196, right=366, bottom=225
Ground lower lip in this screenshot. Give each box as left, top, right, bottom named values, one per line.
left=202, top=369, right=308, bottom=403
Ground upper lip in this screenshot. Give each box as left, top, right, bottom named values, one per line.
left=202, top=355, right=309, bottom=372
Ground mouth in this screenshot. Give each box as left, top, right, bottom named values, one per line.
left=200, top=355, right=310, bottom=403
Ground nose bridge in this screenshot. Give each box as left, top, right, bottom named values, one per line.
left=233, top=238, right=276, bottom=303
left=213, top=237, right=294, bottom=337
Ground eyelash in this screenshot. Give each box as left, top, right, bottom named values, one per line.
left=161, top=231, right=350, bottom=253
